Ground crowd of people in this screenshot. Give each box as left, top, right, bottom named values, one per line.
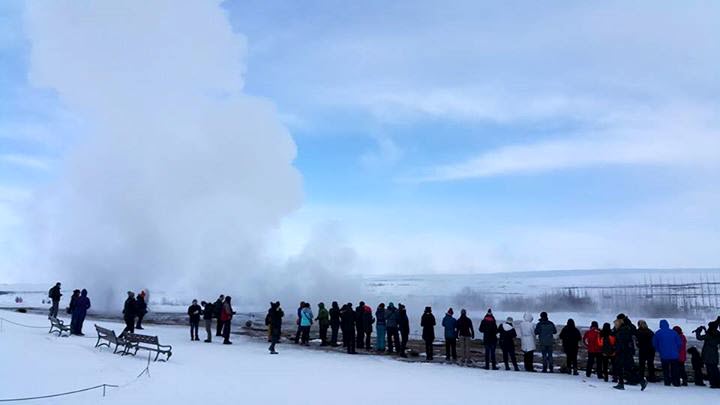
left=47, top=282, right=720, bottom=391
left=255, top=300, right=720, bottom=392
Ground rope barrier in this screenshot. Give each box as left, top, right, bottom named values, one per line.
left=0, top=317, right=48, bottom=329
left=0, top=384, right=119, bottom=402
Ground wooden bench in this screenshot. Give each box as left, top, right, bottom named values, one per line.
left=48, top=316, right=71, bottom=337
left=94, top=324, right=128, bottom=354
left=123, top=333, right=173, bottom=362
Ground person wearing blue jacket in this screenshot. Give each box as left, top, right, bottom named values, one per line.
left=71, top=289, right=91, bottom=335
left=442, top=308, right=458, bottom=361
left=653, top=319, right=682, bottom=386
left=299, top=302, right=313, bottom=345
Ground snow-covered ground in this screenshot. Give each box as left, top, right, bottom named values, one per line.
left=0, top=309, right=717, bottom=404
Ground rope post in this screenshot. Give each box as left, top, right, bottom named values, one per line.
left=103, top=384, right=106, bottom=397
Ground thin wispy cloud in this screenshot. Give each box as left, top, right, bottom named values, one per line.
left=0, top=153, right=51, bottom=171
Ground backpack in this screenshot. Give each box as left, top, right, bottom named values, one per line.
left=599, top=335, right=615, bottom=356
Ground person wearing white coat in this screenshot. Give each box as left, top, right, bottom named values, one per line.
left=515, top=312, right=536, bottom=372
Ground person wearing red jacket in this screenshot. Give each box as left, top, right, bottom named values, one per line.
left=583, top=321, right=602, bottom=379
left=674, top=325, right=689, bottom=386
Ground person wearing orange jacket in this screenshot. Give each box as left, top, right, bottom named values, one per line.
left=583, top=321, right=602, bottom=379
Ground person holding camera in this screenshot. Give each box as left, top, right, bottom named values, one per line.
left=695, top=321, right=720, bottom=388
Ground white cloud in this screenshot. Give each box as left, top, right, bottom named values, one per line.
left=411, top=105, right=720, bottom=181
left=0, top=154, right=51, bottom=171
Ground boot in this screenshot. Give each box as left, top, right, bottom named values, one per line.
left=640, top=378, right=648, bottom=391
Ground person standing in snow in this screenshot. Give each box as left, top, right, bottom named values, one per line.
left=456, top=309, right=474, bottom=364
left=213, top=294, right=225, bottom=337
left=398, top=303, right=410, bottom=358
left=613, top=315, right=647, bottom=390
left=48, top=282, right=62, bottom=319
left=516, top=312, right=536, bottom=372
left=299, top=302, right=313, bottom=345
left=598, top=322, right=616, bottom=382
left=688, top=346, right=705, bottom=386
left=636, top=320, right=657, bottom=382
left=583, top=321, right=602, bottom=379
left=67, top=289, right=80, bottom=332
left=559, top=318, right=581, bottom=375
left=122, top=291, right=137, bottom=336
left=694, top=321, right=720, bottom=388
left=329, top=301, right=341, bottom=346
left=479, top=309, right=498, bottom=370
left=652, top=319, right=682, bottom=386
left=673, top=326, right=689, bottom=386
left=498, top=317, right=519, bottom=371
left=294, top=301, right=305, bottom=344
left=373, top=303, right=384, bottom=352
left=71, top=289, right=91, bottom=335
left=340, top=303, right=356, bottom=354
left=268, top=301, right=284, bottom=354
left=188, top=299, right=202, bottom=341
left=202, top=300, right=214, bottom=342
left=363, top=303, right=375, bottom=350
left=442, top=308, right=458, bottom=361
left=421, top=306, right=436, bottom=361
left=316, top=302, right=330, bottom=346
left=534, top=312, right=557, bottom=373
left=135, top=291, right=148, bottom=330
left=355, top=301, right=366, bottom=349
left=220, top=296, right=235, bottom=344
left=385, top=302, right=400, bottom=354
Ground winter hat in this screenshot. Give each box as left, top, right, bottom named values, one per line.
left=487, top=308, right=492, bottom=314
left=460, top=309, right=467, bottom=316
left=673, top=325, right=683, bottom=334
left=424, top=306, right=432, bottom=313
left=447, top=308, right=454, bottom=315
left=388, top=302, right=394, bottom=308
left=540, top=312, right=548, bottom=320
left=506, top=317, right=513, bottom=323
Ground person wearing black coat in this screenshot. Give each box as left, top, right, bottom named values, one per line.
left=188, top=299, right=202, bottom=341
left=688, top=346, right=706, bottom=386
left=636, top=320, right=657, bottom=382
left=268, top=301, right=284, bottom=354
left=421, top=306, right=436, bottom=361
left=122, top=291, right=137, bottom=335
left=479, top=309, right=499, bottom=370
left=355, top=302, right=366, bottom=349
left=614, top=315, right=647, bottom=391
left=398, top=303, right=410, bottom=358
left=202, top=301, right=214, bottom=342
left=456, top=309, right=475, bottom=364
left=329, top=301, right=341, bottom=346
left=340, top=303, right=356, bottom=354
left=695, top=321, right=720, bottom=388
left=67, top=289, right=80, bottom=332
left=498, top=317, right=519, bottom=371
left=559, top=318, right=582, bottom=375
left=135, top=293, right=148, bottom=330
left=213, top=295, right=225, bottom=337
left=48, top=282, right=62, bottom=319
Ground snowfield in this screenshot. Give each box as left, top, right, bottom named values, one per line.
left=0, top=310, right=716, bottom=404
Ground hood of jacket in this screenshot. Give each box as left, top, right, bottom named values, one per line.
left=659, top=319, right=670, bottom=330
left=523, top=312, right=533, bottom=322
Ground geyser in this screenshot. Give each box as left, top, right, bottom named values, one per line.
left=24, top=0, right=306, bottom=309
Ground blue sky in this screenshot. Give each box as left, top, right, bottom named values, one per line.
left=1, top=1, right=719, bottom=277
